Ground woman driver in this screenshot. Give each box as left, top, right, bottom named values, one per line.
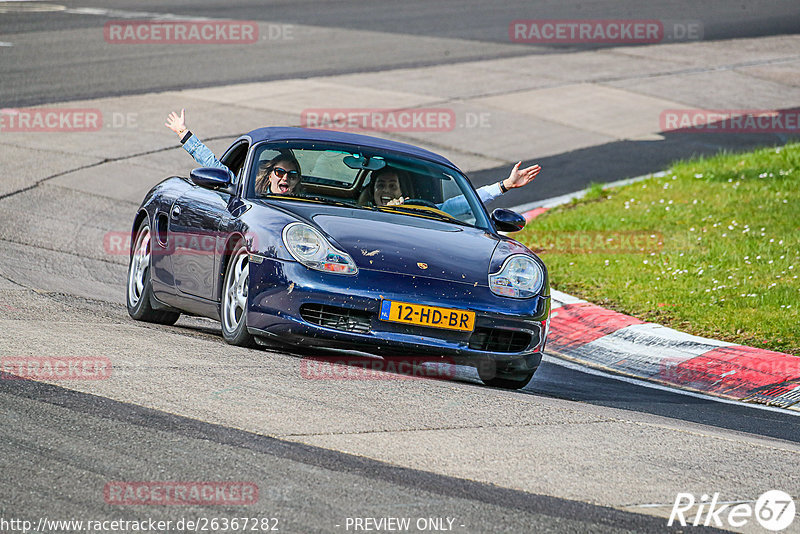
left=362, top=162, right=542, bottom=213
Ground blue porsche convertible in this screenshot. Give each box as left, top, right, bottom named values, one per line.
left=127, top=127, right=550, bottom=388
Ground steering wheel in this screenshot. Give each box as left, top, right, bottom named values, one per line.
left=402, top=198, right=438, bottom=208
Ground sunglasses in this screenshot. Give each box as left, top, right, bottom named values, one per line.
left=272, top=167, right=299, bottom=179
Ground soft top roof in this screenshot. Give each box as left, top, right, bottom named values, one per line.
left=246, top=127, right=459, bottom=170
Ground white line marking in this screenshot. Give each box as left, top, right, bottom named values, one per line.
left=0, top=42, right=13, bottom=47
left=541, top=353, right=800, bottom=417
left=64, top=6, right=214, bottom=21
left=0, top=2, right=65, bottom=14
left=631, top=498, right=756, bottom=509
left=550, top=288, right=586, bottom=306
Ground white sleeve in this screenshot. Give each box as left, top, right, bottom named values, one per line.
left=438, top=182, right=504, bottom=216
left=477, top=182, right=503, bottom=204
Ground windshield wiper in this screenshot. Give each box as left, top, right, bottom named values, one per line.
left=290, top=195, right=367, bottom=209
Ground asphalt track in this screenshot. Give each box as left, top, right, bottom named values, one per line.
left=2, top=2, right=800, bottom=533
left=3, top=0, right=800, bottom=108
left=0, top=374, right=724, bottom=534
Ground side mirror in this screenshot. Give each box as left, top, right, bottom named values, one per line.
left=190, top=167, right=232, bottom=190
left=491, top=208, right=526, bottom=233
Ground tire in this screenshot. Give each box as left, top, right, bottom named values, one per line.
left=221, top=241, right=255, bottom=347
left=477, top=362, right=536, bottom=390
left=126, top=219, right=180, bottom=325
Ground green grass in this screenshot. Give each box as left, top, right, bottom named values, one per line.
left=516, top=143, right=800, bottom=355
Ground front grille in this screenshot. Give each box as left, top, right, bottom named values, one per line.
left=468, top=328, right=533, bottom=353
left=300, top=303, right=371, bottom=334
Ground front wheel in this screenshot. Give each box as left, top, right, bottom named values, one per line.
left=221, top=241, right=255, bottom=347
left=126, top=219, right=180, bottom=325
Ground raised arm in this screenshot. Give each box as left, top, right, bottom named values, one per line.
left=165, top=109, right=230, bottom=172
left=439, top=162, right=542, bottom=216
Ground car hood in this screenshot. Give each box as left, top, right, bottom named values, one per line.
left=310, top=210, right=500, bottom=285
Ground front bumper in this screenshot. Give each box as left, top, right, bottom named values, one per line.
left=247, top=257, right=550, bottom=371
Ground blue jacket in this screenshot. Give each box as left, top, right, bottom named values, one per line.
left=182, top=134, right=229, bottom=172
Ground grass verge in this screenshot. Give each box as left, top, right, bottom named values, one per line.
left=515, top=143, right=800, bottom=355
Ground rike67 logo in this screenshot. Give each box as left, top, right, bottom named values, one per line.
left=669, top=490, right=796, bottom=531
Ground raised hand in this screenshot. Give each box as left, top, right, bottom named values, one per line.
left=502, top=161, right=541, bottom=190
left=165, top=109, right=188, bottom=136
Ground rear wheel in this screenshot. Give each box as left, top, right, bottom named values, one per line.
left=126, top=219, right=180, bottom=325
left=221, top=241, right=255, bottom=347
left=477, top=362, right=535, bottom=390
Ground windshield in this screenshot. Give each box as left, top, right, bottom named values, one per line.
left=247, top=141, right=490, bottom=229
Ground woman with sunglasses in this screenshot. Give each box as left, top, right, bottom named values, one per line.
left=165, top=108, right=302, bottom=196
left=253, top=155, right=302, bottom=196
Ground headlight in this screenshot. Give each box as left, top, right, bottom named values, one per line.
left=282, top=222, right=357, bottom=275
left=489, top=254, right=543, bottom=298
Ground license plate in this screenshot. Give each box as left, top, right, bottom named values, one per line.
left=379, top=300, right=475, bottom=332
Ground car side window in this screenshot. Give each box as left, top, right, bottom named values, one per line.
left=220, top=141, right=249, bottom=183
